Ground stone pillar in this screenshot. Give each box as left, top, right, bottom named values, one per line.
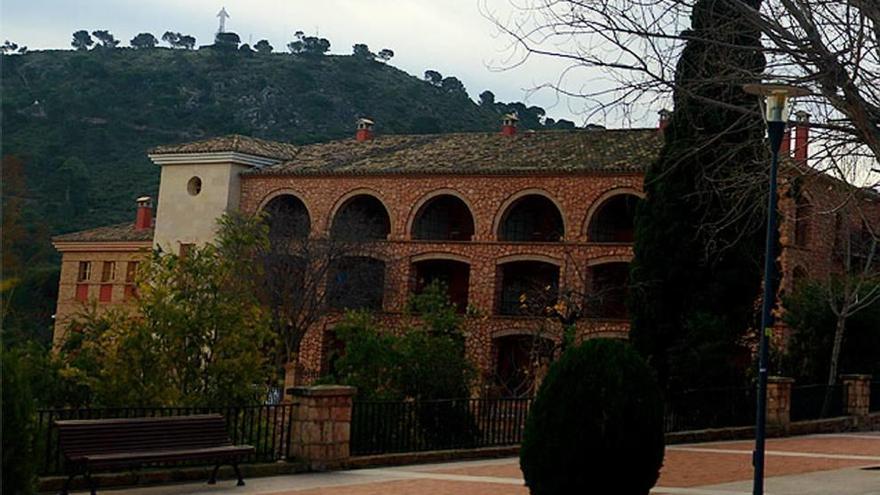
left=287, top=385, right=356, bottom=470
left=841, top=374, right=871, bottom=418
left=767, top=376, right=794, bottom=432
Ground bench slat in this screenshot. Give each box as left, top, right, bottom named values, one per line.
left=75, top=445, right=255, bottom=467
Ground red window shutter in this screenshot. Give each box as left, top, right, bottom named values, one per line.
left=75, top=284, right=89, bottom=302
left=99, top=284, right=113, bottom=302
left=124, top=285, right=138, bottom=301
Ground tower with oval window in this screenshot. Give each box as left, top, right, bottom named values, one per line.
left=148, top=137, right=292, bottom=253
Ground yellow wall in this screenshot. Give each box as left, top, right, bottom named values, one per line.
left=153, top=162, right=248, bottom=252
left=53, top=248, right=149, bottom=350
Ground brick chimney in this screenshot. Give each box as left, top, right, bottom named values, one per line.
left=794, top=111, right=810, bottom=166
left=501, top=113, right=518, bottom=136
left=135, top=196, right=153, bottom=230
left=356, top=118, right=374, bottom=142
left=780, top=124, right=791, bottom=156
left=658, top=109, right=672, bottom=136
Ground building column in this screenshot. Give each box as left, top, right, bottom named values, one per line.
left=767, top=376, right=794, bottom=433
left=841, top=374, right=871, bottom=419
left=287, top=385, right=356, bottom=470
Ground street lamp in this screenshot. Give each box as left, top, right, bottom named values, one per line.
left=743, top=83, right=808, bottom=495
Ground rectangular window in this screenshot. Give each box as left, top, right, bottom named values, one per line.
left=75, top=283, right=89, bottom=302
left=99, top=284, right=113, bottom=303
left=101, top=261, right=116, bottom=282
left=77, top=261, right=91, bottom=282
left=125, top=261, right=139, bottom=283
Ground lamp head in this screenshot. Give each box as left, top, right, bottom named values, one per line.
left=743, top=83, right=809, bottom=123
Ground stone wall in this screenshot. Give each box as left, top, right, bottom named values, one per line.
left=241, top=172, right=640, bottom=384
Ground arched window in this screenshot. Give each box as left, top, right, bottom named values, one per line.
left=588, top=262, right=630, bottom=319
left=587, top=194, right=641, bottom=243
left=412, top=258, right=470, bottom=312
left=331, top=195, right=391, bottom=240
left=327, top=256, right=386, bottom=311
left=498, top=195, right=564, bottom=242
left=412, top=195, right=475, bottom=241
left=794, top=194, right=812, bottom=247
left=262, top=194, right=310, bottom=243
left=496, top=260, right=560, bottom=315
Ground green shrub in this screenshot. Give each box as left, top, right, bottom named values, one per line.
left=781, top=281, right=880, bottom=382
left=2, top=350, right=36, bottom=494
left=520, top=339, right=665, bottom=495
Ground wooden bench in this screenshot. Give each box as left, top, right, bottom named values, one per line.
left=55, top=414, right=255, bottom=494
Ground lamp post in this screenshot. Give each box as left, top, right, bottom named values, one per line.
left=743, top=83, right=808, bottom=495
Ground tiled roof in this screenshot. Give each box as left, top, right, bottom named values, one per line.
left=249, top=129, right=661, bottom=176
left=52, top=222, right=154, bottom=243
left=149, top=134, right=300, bottom=161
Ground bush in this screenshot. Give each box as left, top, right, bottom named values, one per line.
left=328, top=281, right=474, bottom=401
left=781, top=281, right=880, bottom=382
left=520, top=339, right=665, bottom=495
left=2, top=350, right=36, bottom=494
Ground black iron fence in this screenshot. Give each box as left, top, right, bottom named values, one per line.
left=790, top=384, right=845, bottom=421
left=33, top=381, right=875, bottom=470
left=871, top=383, right=880, bottom=412
left=664, top=386, right=756, bottom=432
left=34, top=405, right=294, bottom=476
left=351, top=398, right=531, bottom=456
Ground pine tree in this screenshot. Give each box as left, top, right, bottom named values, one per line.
left=629, top=0, right=768, bottom=392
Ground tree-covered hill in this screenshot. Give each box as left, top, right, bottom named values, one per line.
left=1, top=47, right=554, bottom=236
left=1, top=45, right=570, bottom=346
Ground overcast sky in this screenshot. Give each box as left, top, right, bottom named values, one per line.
left=0, top=0, right=640, bottom=126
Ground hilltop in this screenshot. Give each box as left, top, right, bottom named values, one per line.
left=1, top=47, right=561, bottom=235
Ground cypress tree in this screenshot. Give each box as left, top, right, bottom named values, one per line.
left=629, top=0, right=769, bottom=392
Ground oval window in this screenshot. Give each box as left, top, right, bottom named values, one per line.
left=187, top=176, right=202, bottom=196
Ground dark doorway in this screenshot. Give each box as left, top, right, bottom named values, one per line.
left=327, top=256, right=386, bottom=311
left=497, top=261, right=560, bottom=316
left=412, top=195, right=475, bottom=241
left=263, top=194, right=310, bottom=243
left=498, top=195, right=564, bottom=242
left=412, top=259, right=470, bottom=312
left=588, top=262, right=630, bottom=319
left=492, top=335, right=555, bottom=398
left=331, top=195, right=391, bottom=241
left=587, top=194, right=640, bottom=243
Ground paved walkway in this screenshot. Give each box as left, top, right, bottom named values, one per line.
left=96, top=432, right=879, bottom=495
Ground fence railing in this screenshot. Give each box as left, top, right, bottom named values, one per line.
left=791, top=384, right=845, bottom=421
left=34, top=405, right=294, bottom=476
left=871, top=383, right=880, bottom=412
left=351, top=398, right=531, bottom=456
left=664, top=386, right=756, bottom=432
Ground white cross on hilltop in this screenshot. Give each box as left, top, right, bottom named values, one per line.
left=217, top=7, right=230, bottom=34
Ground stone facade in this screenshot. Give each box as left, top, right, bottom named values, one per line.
left=238, top=172, right=642, bottom=388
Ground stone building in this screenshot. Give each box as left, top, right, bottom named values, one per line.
left=52, top=196, right=154, bottom=347
left=51, top=115, right=878, bottom=396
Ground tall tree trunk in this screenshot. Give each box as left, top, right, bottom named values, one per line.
left=821, top=313, right=847, bottom=417
left=282, top=353, right=300, bottom=402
